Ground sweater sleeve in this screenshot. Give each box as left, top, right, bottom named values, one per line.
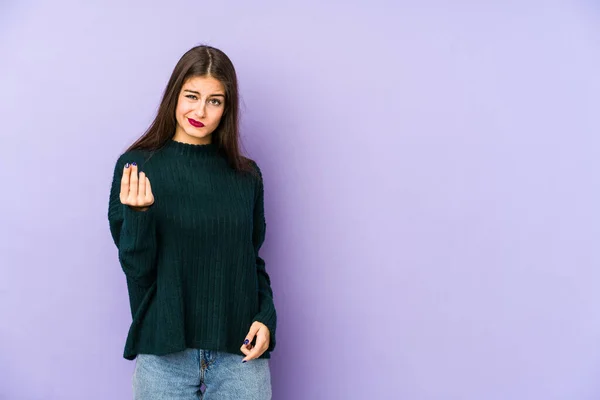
left=250, top=163, right=277, bottom=352
left=107, top=154, right=158, bottom=314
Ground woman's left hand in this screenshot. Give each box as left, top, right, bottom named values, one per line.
left=240, top=321, right=270, bottom=362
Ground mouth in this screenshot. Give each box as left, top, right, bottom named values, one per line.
left=188, top=118, right=205, bottom=128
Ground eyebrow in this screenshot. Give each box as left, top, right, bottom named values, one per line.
left=184, top=89, right=225, bottom=97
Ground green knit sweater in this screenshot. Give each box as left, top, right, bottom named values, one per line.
left=107, top=139, right=276, bottom=360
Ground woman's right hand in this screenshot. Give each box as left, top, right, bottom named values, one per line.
left=120, top=162, right=154, bottom=212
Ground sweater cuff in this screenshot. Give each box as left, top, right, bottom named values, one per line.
left=121, top=204, right=155, bottom=235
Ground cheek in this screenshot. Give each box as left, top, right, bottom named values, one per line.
left=176, top=102, right=192, bottom=118
left=210, top=108, right=225, bottom=124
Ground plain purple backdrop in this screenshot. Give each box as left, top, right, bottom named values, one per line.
left=1, top=1, right=599, bottom=399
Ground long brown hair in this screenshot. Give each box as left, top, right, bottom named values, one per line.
left=126, top=44, right=255, bottom=175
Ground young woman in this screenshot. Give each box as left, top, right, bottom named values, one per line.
left=107, top=45, right=276, bottom=399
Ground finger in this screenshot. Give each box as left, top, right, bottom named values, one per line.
left=242, top=333, right=268, bottom=362
left=120, top=163, right=131, bottom=203
left=129, top=163, right=139, bottom=200
left=242, top=324, right=261, bottom=349
left=239, top=324, right=260, bottom=361
left=145, top=177, right=153, bottom=203
left=239, top=342, right=254, bottom=353
left=254, top=334, right=268, bottom=353
left=241, top=338, right=267, bottom=362
left=239, top=344, right=252, bottom=356
left=138, top=171, right=146, bottom=199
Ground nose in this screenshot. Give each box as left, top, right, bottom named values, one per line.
left=194, top=102, right=206, bottom=118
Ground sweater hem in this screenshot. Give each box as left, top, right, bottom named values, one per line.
left=123, top=342, right=272, bottom=361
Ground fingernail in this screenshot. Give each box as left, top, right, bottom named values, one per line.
left=242, top=360, right=247, bottom=363
left=132, top=162, right=137, bottom=166
left=124, top=163, right=130, bottom=168
left=243, top=339, right=249, bottom=345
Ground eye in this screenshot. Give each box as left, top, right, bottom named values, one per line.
left=209, top=98, right=222, bottom=106
left=185, top=94, right=198, bottom=100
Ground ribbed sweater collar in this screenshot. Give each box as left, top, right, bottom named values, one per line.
left=163, top=138, right=219, bottom=157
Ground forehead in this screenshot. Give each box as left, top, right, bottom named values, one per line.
left=183, top=76, right=225, bottom=94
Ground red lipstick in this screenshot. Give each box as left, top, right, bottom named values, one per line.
left=188, top=118, right=204, bottom=128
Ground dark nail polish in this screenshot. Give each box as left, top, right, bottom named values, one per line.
left=132, top=162, right=137, bottom=166
left=124, top=163, right=130, bottom=168
left=242, top=360, right=247, bottom=363
left=243, top=339, right=249, bottom=345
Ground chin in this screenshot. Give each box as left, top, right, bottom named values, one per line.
left=185, top=128, right=214, bottom=141
left=188, top=130, right=210, bottom=138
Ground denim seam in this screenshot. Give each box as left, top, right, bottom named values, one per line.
left=198, top=349, right=207, bottom=384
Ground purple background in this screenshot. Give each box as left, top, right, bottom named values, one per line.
left=1, top=1, right=599, bottom=399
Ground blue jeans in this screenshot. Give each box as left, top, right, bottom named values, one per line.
left=132, top=348, right=272, bottom=399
